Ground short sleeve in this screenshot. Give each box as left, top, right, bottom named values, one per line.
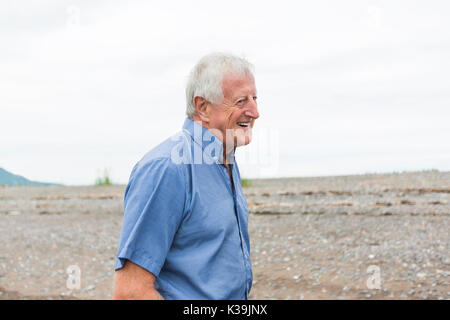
left=115, top=157, right=186, bottom=277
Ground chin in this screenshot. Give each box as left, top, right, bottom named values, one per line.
left=235, top=135, right=252, bottom=147
left=231, top=126, right=253, bottom=147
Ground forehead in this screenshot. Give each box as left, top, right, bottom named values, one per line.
left=221, top=72, right=256, bottom=99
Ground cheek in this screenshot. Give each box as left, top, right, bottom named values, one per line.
left=211, top=107, right=241, bottom=129
left=209, top=112, right=224, bottom=126
left=219, top=110, right=237, bottom=127
left=228, top=109, right=243, bottom=124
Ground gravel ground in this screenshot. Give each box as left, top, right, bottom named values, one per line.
left=0, top=170, right=449, bottom=300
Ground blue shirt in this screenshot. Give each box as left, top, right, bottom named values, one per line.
left=115, top=118, right=253, bottom=299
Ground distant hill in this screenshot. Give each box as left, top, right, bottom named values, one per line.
left=0, top=167, right=57, bottom=187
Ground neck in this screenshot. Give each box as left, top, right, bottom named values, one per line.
left=191, top=118, right=236, bottom=165
left=222, top=143, right=235, bottom=166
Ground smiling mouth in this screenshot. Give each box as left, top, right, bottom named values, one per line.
left=237, top=122, right=250, bottom=128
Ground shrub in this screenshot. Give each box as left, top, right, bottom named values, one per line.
left=241, top=178, right=250, bottom=188
left=95, top=169, right=112, bottom=186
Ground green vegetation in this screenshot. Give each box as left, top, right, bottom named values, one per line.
left=241, top=178, right=251, bottom=188
left=95, top=169, right=112, bottom=186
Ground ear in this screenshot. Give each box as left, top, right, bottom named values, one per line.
left=193, top=96, right=210, bottom=122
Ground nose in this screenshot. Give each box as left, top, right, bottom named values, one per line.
left=245, top=98, right=260, bottom=120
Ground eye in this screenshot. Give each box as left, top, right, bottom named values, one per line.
left=253, top=96, right=257, bottom=101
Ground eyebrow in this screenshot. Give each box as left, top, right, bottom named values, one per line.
left=234, top=93, right=258, bottom=102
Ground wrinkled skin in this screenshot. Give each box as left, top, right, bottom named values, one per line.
left=192, top=72, right=260, bottom=155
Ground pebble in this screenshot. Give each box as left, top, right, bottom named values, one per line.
left=1, top=173, right=449, bottom=299
left=417, top=272, right=427, bottom=279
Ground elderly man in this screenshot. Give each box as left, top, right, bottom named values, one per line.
left=113, top=52, right=260, bottom=300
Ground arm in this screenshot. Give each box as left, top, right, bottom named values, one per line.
left=113, top=260, right=163, bottom=300
left=114, top=158, right=187, bottom=299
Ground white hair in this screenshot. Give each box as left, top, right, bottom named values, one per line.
left=185, top=52, right=255, bottom=119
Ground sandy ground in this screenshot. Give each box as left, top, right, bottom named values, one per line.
left=0, top=170, right=449, bottom=300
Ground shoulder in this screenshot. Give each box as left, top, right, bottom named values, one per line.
left=124, top=153, right=189, bottom=216
left=130, top=156, right=184, bottom=188
left=127, top=133, right=190, bottom=189
left=141, top=132, right=187, bottom=163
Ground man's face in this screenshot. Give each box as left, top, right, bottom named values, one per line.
left=206, top=72, right=259, bottom=148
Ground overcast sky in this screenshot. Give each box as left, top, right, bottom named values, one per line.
left=1, top=0, right=449, bottom=185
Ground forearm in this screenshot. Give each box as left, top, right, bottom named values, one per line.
left=113, top=286, right=163, bottom=300
left=113, top=260, right=164, bottom=300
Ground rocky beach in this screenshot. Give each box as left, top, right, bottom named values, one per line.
left=0, top=170, right=448, bottom=300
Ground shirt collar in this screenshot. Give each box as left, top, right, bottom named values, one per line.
left=182, top=118, right=235, bottom=165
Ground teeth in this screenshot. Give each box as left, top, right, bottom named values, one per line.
left=237, top=122, right=250, bottom=127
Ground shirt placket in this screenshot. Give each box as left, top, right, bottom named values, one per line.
left=217, top=163, right=251, bottom=299
left=222, top=164, right=251, bottom=299
left=230, top=165, right=252, bottom=299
